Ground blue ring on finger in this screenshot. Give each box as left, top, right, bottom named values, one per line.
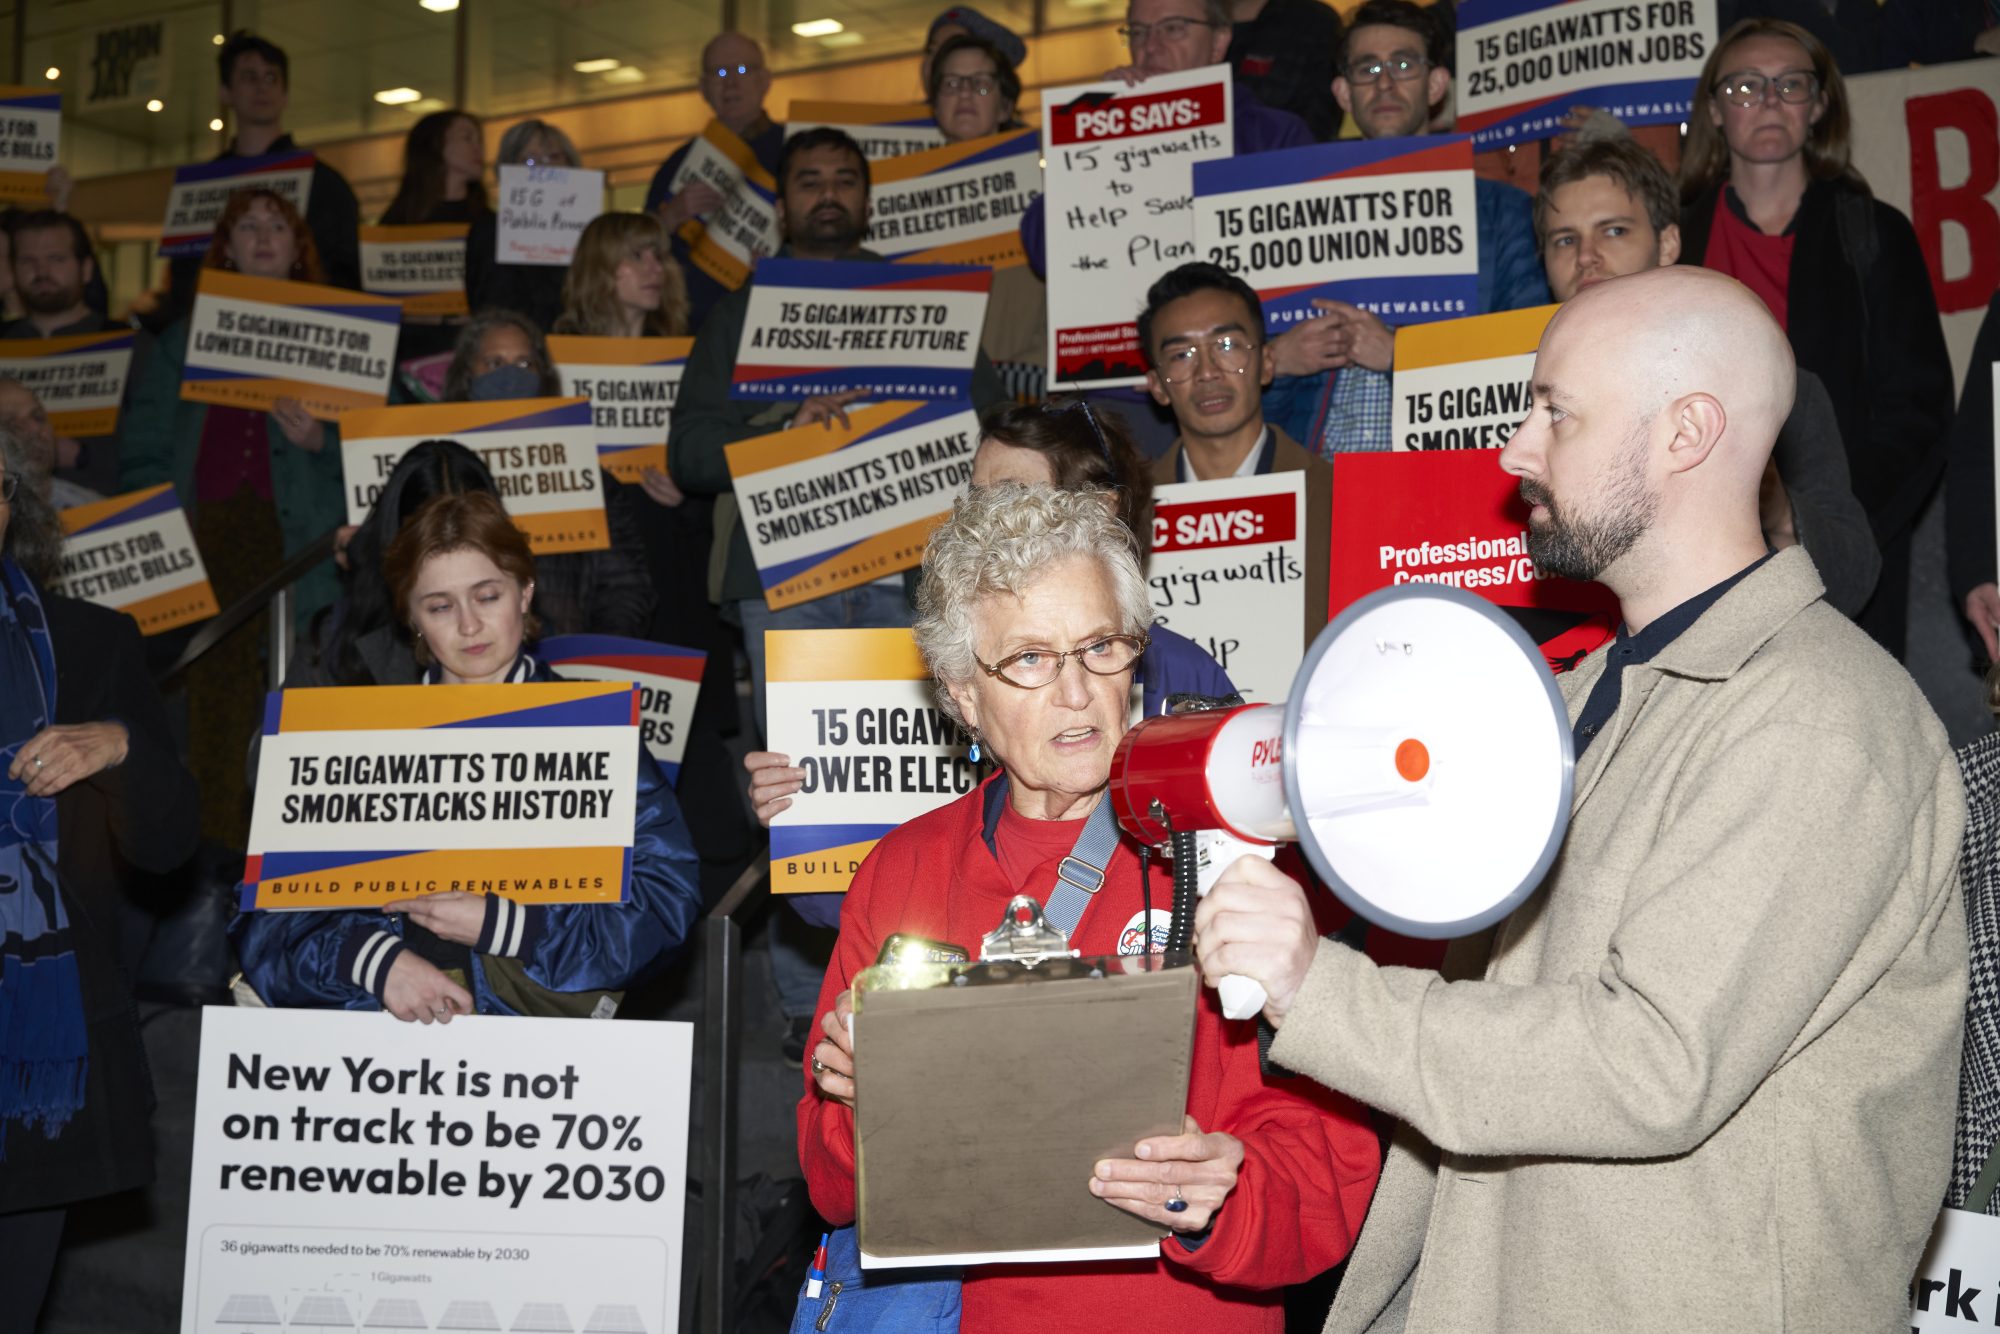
left=1165, top=1186, right=1188, bottom=1214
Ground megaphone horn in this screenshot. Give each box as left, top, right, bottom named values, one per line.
left=1110, top=584, right=1576, bottom=983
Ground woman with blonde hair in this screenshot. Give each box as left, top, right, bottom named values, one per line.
left=1676, top=16, right=1951, bottom=662
left=553, top=211, right=690, bottom=339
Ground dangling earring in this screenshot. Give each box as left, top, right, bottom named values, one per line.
left=968, top=730, right=981, bottom=764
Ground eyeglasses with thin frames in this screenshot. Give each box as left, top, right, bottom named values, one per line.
left=1343, top=55, right=1430, bottom=85
left=1118, top=17, right=1219, bottom=46
left=1157, top=334, right=1259, bottom=384
left=975, top=633, right=1149, bottom=689
left=1712, top=70, right=1820, bottom=109
left=938, top=74, right=999, bottom=98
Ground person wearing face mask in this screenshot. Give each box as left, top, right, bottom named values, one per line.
left=440, top=311, right=655, bottom=641
left=233, top=489, right=702, bottom=1023
left=1677, top=18, right=1952, bottom=664
left=464, top=119, right=582, bottom=335
left=0, top=211, right=130, bottom=497
left=120, top=187, right=348, bottom=850
left=645, top=33, right=785, bottom=334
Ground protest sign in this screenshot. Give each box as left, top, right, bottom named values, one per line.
left=547, top=335, right=692, bottom=485
left=865, top=129, right=1042, bottom=266
left=361, top=223, right=471, bottom=317
left=1848, top=59, right=2000, bottom=387
left=539, top=634, right=706, bottom=783
left=0, top=329, right=136, bottom=435
left=1193, top=136, right=1479, bottom=333
left=1392, top=304, right=1556, bottom=452
left=1041, top=65, right=1235, bottom=388
left=340, top=399, right=610, bottom=555
left=496, top=163, right=605, bottom=267
left=1913, top=1206, right=2000, bottom=1329
left=767, top=628, right=983, bottom=893
left=181, top=269, right=401, bottom=419
left=242, top=681, right=640, bottom=911
left=0, top=87, right=60, bottom=203
left=1455, top=0, right=1716, bottom=150
left=787, top=101, right=946, bottom=159
left=1148, top=472, right=1306, bottom=705
left=181, top=1008, right=691, bottom=1334
left=726, top=400, right=977, bottom=609
left=670, top=119, right=781, bottom=291
left=1329, top=450, right=1616, bottom=628
left=54, top=485, right=217, bottom=634
left=159, top=150, right=314, bottom=258
left=731, top=258, right=990, bottom=402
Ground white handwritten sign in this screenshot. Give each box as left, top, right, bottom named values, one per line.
left=497, top=164, right=606, bottom=267
left=1041, top=65, right=1234, bottom=390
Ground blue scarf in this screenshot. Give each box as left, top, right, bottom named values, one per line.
left=0, top=557, right=85, bottom=1155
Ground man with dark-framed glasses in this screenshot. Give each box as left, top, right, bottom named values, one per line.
left=1266, top=0, right=1551, bottom=458
left=1140, top=261, right=1331, bottom=636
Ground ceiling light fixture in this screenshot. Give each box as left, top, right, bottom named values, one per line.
left=373, top=87, right=423, bottom=105
left=145, top=99, right=164, bottom=112
left=42, top=67, right=59, bottom=80
left=791, top=18, right=845, bottom=36
left=209, top=117, right=224, bottom=131
left=572, top=57, right=621, bottom=73
left=212, top=33, right=226, bottom=44
left=419, top=0, right=460, bottom=10
left=602, top=66, right=646, bottom=84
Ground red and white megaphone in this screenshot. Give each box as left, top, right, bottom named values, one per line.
left=1110, top=584, right=1576, bottom=1017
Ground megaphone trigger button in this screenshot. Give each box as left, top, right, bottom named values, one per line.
left=1395, top=739, right=1430, bottom=783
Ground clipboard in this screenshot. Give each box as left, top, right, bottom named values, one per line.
left=851, top=896, right=1199, bottom=1268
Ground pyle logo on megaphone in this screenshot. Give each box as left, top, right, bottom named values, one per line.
left=1110, top=584, right=1576, bottom=941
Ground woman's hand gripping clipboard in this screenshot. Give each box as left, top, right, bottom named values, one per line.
left=850, top=896, right=1198, bottom=1268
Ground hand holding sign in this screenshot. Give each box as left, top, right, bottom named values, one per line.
left=381, top=953, right=473, bottom=1025
left=385, top=890, right=487, bottom=945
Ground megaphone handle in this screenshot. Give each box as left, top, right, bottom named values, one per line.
left=1192, top=832, right=1277, bottom=1022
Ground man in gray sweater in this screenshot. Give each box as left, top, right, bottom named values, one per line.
left=1197, top=266, right=1966, bottom=1331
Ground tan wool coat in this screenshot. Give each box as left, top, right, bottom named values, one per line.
left=1271, top=547, right=1968, bottom=1333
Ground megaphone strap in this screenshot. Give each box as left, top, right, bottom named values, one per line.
left=1042, top=797, right=1123, bottom=937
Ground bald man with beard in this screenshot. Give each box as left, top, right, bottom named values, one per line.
left=1197, top=266, right=1969, bottom=1332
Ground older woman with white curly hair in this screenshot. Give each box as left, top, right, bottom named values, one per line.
left=794, top=483, right=1379, bottom=1333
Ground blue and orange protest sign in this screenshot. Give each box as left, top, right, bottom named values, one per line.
left=1455, top=0, right=1716, bottom=150
left=54, top=485, right=218, bottom=634
left=732, top=258, right=990, bottom=402
left=539, top=635, right=706, bottom=784
left=242, top=681, right=641, bottom=911
left=159, top=150, right=315, bottom=258
left=361, top=223, right=471, bottom=317
left=785, top=101, right=945, bottom=160
left=766, top=628, right=982, bottom=894
left=339, top=398, right=611, bottom=554
left=182, top=269, right=402, bottom=419
left=1392, top=304, right=1558, bottom=452
left=0, top=86, right=60, bottom=203
left=1193, top=136, right=1480, bottom=333
left=725, top=400, right=977, bottom=609
left=0, top=329, right=136, bottom=435
left=672, top=120, right=780, bottom=292
left=548, top=335, right=693, bottom=486
left=866, top=129, right=1041, bottom=268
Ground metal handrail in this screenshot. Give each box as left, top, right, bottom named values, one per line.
left=699, top=852, right=770, bottom=1334
left=160, top=524, right=341, bottom=683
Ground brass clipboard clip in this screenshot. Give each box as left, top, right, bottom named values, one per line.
left=979, top=894, right=1077, bottom=967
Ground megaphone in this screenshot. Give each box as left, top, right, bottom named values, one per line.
left=1110, top=584, right=1576, bottom=1017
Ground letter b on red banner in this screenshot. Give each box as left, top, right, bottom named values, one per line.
left=1907, top=88, right=2000, bottom=314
